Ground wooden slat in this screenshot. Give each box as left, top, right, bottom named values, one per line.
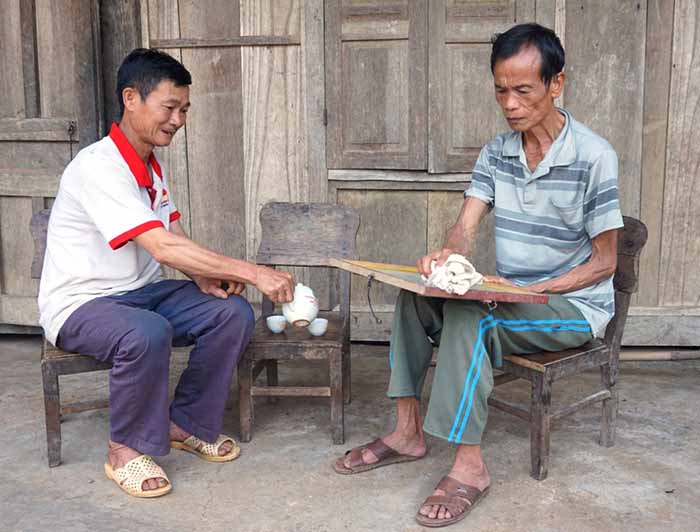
left=20, top=0, right=40, bottom=118
left=0, top=294, right=38, bottom=325
left=330, top=180, right=468, bottom=193
left=99, top=0, right=142, bottom=127
left=61, top=399, right=109, bottom=415
left=36, top=0, right=99, bottom=147
left=637, top=0, right=674, bottom=307
left=0, top=118, right=75, bottom=141
left=550, top=390, right=611, bottom=422
left=241, top=0, right=304, bottom=306
left=0, top=0, right=25, bottom=118
left=565, top=1, right=646, bottom=218
left=488, top=396, right=531, bottom=422
left=0, top=169, right=60, bottom=197
left=151, top=36, right=300, bottom=48
left=251, top=386, right=330, bottom=397
left=178, top=1, right=246, bottom=261
left=329, top=169, right=470, bottom=182
left=659, top=0, right=700, bottom=306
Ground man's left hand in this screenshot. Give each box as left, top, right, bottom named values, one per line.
left=192, top=275, right=245, bottom=299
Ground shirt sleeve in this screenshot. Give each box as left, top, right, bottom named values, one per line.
left=77, top=156, right=164, bottom=250
left=584, top=149, right=624, bottom=239
left=465, top=146, right=495, bottom=207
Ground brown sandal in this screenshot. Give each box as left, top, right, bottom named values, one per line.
left=332, top=438, right=423, bottom=475
left=415, top=475, right=489, bottom=528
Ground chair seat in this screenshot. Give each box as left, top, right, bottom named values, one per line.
left=504, top=340, right=607, bottom=374
left=249, top=311, right=346, bottom=349
left=43, top=342, right=83, bottom=360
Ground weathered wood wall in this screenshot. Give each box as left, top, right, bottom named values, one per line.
left=0, top=0, right=698, bottom=346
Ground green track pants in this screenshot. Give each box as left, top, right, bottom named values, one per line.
left=387, top=290, right=593, bottom=445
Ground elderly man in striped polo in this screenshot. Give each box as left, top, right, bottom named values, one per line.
left=333, top=23, right=623, bottom=528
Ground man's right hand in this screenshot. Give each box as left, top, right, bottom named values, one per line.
left=254, top=265, right=294, bottom=303
left=417, top=248, right=457, bottom=277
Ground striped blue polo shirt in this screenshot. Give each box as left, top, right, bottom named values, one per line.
left=466, top=108, right=624, bottom=337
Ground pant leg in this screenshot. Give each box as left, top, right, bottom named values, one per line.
left=423, top=294, right=593, bottom=445
left=57, top=295, right=174, bottom=456
left=387, top=290, right=446, bottom=400
left=154, top=281, right=255, bottom=443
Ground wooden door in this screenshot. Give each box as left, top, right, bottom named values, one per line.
left=0, top=0, right=100, bottom=328
left=428, top=0, right=535, bottom=173
left=325, top=0, right=428, bottom=169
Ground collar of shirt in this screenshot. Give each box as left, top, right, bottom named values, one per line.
left=502, top=107, right=577, bottom=181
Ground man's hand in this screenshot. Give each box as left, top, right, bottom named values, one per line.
left=417, top=248, right=456, bottom=277
left=254, top=265, right=294, bottom=303
left=192, top=275, right=245, bottom=299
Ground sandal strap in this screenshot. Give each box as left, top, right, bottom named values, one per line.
left=435, top=475, right=484, bottom=502
left=113, top=455, right=168, bottom=493
left=345, top=438, right=396, bottom=469
left=421, top=495, right=469, bottom=516
left=184, top=434, right=236, bottom=457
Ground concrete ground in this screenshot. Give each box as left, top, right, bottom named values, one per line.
left=0, top=335, right=698, bottom=532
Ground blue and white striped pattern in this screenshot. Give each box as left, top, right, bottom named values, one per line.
left=465, top=108, right=623, bottom=338
left=447, top=315, right=590, bottom=442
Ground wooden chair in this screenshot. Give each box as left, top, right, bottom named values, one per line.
left=488, top=216, right=648, bottom=480
left=238, top=202, right=359, bottom=444
left=30, top=208, right=112, bottom=467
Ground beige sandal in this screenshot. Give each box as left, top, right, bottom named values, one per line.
left=170, top=434, right=241, bottom=462
left=103, top=455, right=171, bottom=498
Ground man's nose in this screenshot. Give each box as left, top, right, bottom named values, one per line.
left=171, top=111, right=185, bottom=128
left=504, top=93, right=519, bottom=111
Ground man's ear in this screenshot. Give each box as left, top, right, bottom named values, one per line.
left=122, top=87, right=142, bottom=112
left=549, top=71, right=565, bottom=99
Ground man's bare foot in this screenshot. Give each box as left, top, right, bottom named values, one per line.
left=343, top=397, right=427, bottom=469
left=108, top=441, right=168, bottom=491
left=418, top=445, right=490, bottom=522
left=169, top=421, right=233, bottom=457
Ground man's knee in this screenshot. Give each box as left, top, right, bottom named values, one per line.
left=120, top=315, right=173, bottom=362
left=217, top=296, right=256, bottom=337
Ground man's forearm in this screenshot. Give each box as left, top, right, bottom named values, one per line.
left=442, top=197, right=489, bottom=257
left=528, top=259, right=613, bottom=294
left=136, top=227, right=258, bottom=284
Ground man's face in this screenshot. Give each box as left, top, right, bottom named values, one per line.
left=492, top=46, right=563, bottom=132
left=125, top=80, right=190, bottom=147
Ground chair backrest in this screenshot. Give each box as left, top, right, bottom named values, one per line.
left=255, top=202, right=360, bottom=320
left=603, top=216, right=648, bottom=354
left=30, top=208, right=52, bottom=279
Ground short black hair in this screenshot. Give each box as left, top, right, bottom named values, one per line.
left=116, top=48, right=191, bottom=116
left=490, top=23, right=565, bottom=85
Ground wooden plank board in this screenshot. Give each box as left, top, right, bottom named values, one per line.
left=0, top=118, right=75, bottom=141
left=331, top=258, right=549, bottom=305
left=178, top=1, right=246, bottom=259
left=0, top=169, right=60, bottom=197
left=0, top=0, right=25, bottom=118
left=564, top=1, right=646, bottom=218
left=637, top=0, right=674, bottom=307
left=658, top=0, right=700, bottom=306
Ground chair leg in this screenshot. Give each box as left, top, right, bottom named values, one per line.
left=529, top=374, right=552, bottom=480
left=600, top=363, right=617, bottom=447
left=42, top=362, right=62, bottom=467
left=238, top=356, right=254, bottom=443
left=266, top=360, right=279, bottom=404
left=342, top=343, right=351, bottom=405
left=330, top=350, right=344, bottom=444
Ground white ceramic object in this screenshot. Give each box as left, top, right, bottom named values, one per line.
left=282, top=283, right=319, bottom=327
left=307, top=317, right=328, bottom=337
left=266, top=315, right=287, bottom=333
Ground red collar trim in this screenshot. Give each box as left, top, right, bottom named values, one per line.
left=108, top=123, right=162, bottom=186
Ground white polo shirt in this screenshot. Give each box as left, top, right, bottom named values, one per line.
left=38, top=123, right=181, bottom=344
